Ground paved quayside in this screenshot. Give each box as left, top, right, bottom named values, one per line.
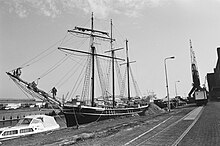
left=178, top=101, right=220, bottom=146
left=122, top=106, right=203, bottom=146
left=1, top=104, right=206, bottom=146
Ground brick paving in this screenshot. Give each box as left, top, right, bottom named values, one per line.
left=178, top=101, right=220, bottom=146
left=140, top=119, right=192, bottom=146
left=74, top=107, right=195, bottom=146
left=0, top=105, right=198, bottom=146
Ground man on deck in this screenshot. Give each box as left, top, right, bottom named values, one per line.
left=51, top=87, right=57, bottom=99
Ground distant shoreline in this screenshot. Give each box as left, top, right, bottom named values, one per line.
left=0, top=99, right=42, bottom=103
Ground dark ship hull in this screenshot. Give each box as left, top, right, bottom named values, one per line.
left=63, top=104, right=149, bottom=127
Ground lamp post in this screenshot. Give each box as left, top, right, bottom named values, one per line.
left=175, top=80, right=180, bottom=97
left=164, top=56, right=175, bottom=112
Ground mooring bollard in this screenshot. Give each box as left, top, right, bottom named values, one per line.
left=2, top=116, right=5, bottom=126
left=10, top=116, right=12, bottom=124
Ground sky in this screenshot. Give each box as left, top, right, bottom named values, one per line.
left=1, top=0, right=220, bottom=100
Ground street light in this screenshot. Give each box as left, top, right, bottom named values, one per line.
left=175, top=80, right=180, bottom=97
left=164, top=56, right=175, bottom=112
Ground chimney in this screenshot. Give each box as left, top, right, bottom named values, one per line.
left=217, top=47, right=220, bottom=58
left=216, top=47, right=220, bottom=71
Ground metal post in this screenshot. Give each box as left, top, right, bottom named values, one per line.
left=164, top=56, right=175, bottom=112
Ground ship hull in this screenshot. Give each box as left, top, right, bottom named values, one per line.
left=63, top=104, right=149, bottom=127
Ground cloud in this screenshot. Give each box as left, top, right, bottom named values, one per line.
left=1, top=0, right=28, bottom=18
left=1, top=0, right=60, bottom=18
left=1, top=0, right=166, bottom=18
left=32, top=0, right=60, bottom=18
left=14, top=1, right=28, bottom=18
left=87, top=0, right=111, bottom=18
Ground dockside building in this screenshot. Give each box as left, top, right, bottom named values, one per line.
left=207, top=47, right=220, bottom=100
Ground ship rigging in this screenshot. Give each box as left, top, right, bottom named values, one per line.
left=6, top=13, right=148, bottom=127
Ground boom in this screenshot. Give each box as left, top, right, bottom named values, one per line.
left=188, top=40, right=203, bottom=100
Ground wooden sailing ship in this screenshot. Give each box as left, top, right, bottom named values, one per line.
left=7, top=13, right=148, bottom=127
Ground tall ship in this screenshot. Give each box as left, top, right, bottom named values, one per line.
left=6, top=13, right=148, bottom=127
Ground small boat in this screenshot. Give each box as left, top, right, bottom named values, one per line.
left=0, top=115, right=60, bottom=141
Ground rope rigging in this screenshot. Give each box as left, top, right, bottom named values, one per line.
left=7, top=28, right=93, bottom=100
left=120, top=69, right=127, bottom=97
left=106, top=58, right=111, bottom=97
left=67, top=56, right=89, bottom=101
left=96, top=55, right=108, bottom=98
left=9, top=75, right=59, bottom=106
left=81, top=55, right=92, bottom=101
left=112, top=24, right=126, bottom=47
left=7, top=15, right=145, bottom=110
left=37, top=55, right=69, bottom=80
left=115, top=59, right=123, bottom=92
left=11, top=76, right=33, bottom=100
left=97, top=41, right=112, bottom=96
left=95, top=41, right=111, bottom=98
left=54, top=56, right=87, bottom=89
left=130, top=67, right=142, bottom=97
left=19, top=34, right=69, bottom=69
left=36, top=35, right=90, bottom=84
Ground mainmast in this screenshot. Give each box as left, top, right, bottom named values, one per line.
left=120, top=40, right=136, bottom=101
left=105, top=20, right=124, bottom=108
left=91, top=13, right=95, bottom=107
left=110, top=19, right=115, bottom=108
left=126, top=40, right=131, bottom=101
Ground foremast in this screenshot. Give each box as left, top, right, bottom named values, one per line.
left=104, top=19, right=124, bottom=108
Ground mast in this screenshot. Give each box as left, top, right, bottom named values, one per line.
left=110, top=19, right=115, bottom=108
left=91, top=13, right=95, bottom=107
left=126, top=40, right=131, bottom=101
left=59, top=13, right=125, bottom=106
left=104, top=20, right=124, bottom=107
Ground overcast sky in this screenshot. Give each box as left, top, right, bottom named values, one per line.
left=1, top=0, right=220, bottom=100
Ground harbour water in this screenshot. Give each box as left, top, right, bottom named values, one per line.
left=0, top=119, right=18, bottom=128
left=0, top=115, right=66, bottom=128
left=0, top=109, right=67, bottom=128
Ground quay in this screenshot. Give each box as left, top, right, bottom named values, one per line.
left=1, top=102, right=220, bottom=146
